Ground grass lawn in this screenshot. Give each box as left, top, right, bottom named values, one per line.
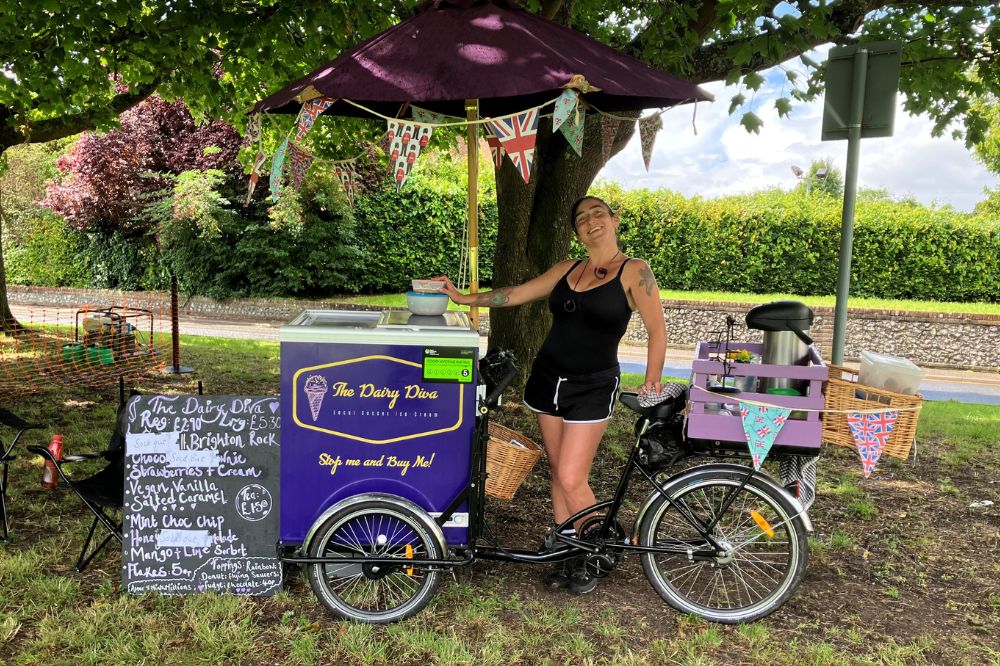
left=1, top=333, right=997, bottom=665
left=339, top=290, right=1000, bottom=316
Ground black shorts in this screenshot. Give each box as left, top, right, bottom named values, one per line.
left=523, top=361, right=620, bottom=423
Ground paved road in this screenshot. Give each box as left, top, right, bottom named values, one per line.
left=12, top=305, right=1000, bottom=405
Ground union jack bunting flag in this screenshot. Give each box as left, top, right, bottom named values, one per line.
left=488, top=108, right=539, bottom=184
left=846, top=410, right=898, bottom=478
left=286, top=142, right=313, bottom=191
left=485, top=135, right=505, bottom=169
left=739, top=402, right=792, bottom=471
left=295, top=97, right=336, bottom=141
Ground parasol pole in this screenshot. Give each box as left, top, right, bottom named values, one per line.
left=465, top=99, right=480, bottom=329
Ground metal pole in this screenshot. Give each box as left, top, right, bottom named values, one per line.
left=465, top=99, right=480, bottom=330
left=832, top=49, right=869, bottom=365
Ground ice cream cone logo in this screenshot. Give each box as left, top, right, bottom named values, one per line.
left=303, top=375, right=328, bottom=422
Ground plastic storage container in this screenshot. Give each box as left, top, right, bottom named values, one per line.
left=858, top=351, right=924, bottom=395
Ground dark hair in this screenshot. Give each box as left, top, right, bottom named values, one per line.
left=569, top=196, right=615, bottom=230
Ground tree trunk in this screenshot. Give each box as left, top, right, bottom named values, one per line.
left=489, top=114, right=636, bottom=379
left=0, top=148, right=22, bottom=334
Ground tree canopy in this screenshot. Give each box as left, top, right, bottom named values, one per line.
left=2, top=0, right=997, bottom=348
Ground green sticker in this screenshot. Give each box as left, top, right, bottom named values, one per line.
left=423, top=347, right=476, bottom=383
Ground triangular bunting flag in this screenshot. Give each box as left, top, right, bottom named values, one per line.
left=601, top=116, right=620, bottom=163
left=487, top=108, right=539, bottom=184
left=846, top=410, right=898, bottom=478
left=552, top=89, right=579, bottom=132
left=559, top=105, right=585, bottom=156
left=386, top=120, right=432, bottom=191
left=334, top=161, right=358, bottom=206
left=269, top=139, right=290, bottom=199
left=244, top=149, right=268, bottom=207
left=739, top=402, right=791, bottom=471
left=485, top=135, right=505, bottom=169
left=286, top=142, right=313, bottom=190
left=245, top=114, right=262, bottom=146
left=295, top=97, right=335, bottom=141
left=411, top=106, right=455, bottom=125
left=638, top=113, right=663, bottom=171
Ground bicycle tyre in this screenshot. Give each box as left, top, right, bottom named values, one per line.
left=307, top=498, right=442, bottom=624
left=638, top=469, right=808, bottom=623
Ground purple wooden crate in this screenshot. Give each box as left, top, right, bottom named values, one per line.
left=687, top=341, right=827, bottom=450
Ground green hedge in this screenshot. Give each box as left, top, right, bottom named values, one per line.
left=350, top=174, right=498, bottom=292
left=7, top=176, right=997, bottom=302
left=596, top=185, right=1000, bottom=302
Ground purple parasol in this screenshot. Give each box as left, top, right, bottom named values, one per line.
left=252, top=0, right=713, bottom=117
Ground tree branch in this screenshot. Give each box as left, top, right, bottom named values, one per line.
left=0, top=78, right=161, bottom=150
left=687, top=0, right=883, bottom=83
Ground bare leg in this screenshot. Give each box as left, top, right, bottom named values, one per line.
left=552, top=421, right=609, bottom=528
left=536, top=413, right=568, bottom=523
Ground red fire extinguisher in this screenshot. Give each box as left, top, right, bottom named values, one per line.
left=41, top=434, right=63, bottom=489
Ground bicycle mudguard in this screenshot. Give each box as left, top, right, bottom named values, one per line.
left=302, top=492, right=448, bottom=556
left=633, top=462, right=813, bottom=537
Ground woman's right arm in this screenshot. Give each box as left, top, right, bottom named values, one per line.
left=433, top=261, right=574, bottom=308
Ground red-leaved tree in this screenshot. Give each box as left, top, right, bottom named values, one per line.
left=44, top=97, right=243, bottom=235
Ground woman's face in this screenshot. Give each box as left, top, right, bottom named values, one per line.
left=573, top=198, right=617, bottom=243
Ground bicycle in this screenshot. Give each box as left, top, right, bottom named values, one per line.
left=285, top=350, right=812, bottom=624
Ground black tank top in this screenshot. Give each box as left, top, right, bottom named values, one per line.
left=536, top=258, right=633, bottom=375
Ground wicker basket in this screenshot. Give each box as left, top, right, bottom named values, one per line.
left=485, top=422, right=543, bottom=500
left=822, top=364, right=923, bottom=460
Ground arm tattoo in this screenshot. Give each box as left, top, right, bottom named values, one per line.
left=639, top=266, right=656, bottom=297
left=474, top=287, right=513, bottom=306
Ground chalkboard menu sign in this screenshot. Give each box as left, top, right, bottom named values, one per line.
left=123, top=395, right=282, bottom=596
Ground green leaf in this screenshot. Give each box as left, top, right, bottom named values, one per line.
left=775, top=98, right=792, bottom=118
left=740, top=112, right=763, bottom=134
left=923, top=13, right=937, bottom=22
left=800, top=54, right=820, bottom=69
left=728, top=93, right=747, bottom=115
left=724, top=68, right=742, bottom=87
left=744, top=72, right=765, bottom=91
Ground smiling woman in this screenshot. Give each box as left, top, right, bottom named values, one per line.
left=434, top=193, right=667, bottom=595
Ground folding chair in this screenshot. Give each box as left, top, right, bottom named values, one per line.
left=28, top=380, right=132, bottom=571
left=0, top=408, right=46, bottom=542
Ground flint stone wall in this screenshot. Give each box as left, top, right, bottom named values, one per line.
left=9, top=286, right=1000, bottom=370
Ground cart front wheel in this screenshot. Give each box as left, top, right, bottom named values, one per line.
left=307, top=498, right=442, bottom=623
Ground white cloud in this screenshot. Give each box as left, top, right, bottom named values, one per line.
left=600, top=72, right=999, bottom=211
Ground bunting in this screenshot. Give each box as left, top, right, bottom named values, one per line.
left=386, top=120, right=432, bottom=190
left=269, top=138, right=290, bottom=199
left=411, top=106, right=453, bottom=125
left=485, top=135, right=505, bottom=169
left=295, top=97, right=336, bottom=141
left=334, top=160, right=359, bottom=206
left=847, top=411, right=898, bottom=478
left=559, top=106, right=585, bottom=156
left=487, top=108, right=539, bottom=184
left=639, top=113, right=663, bottom=171
left=601, top=116, right=620, bottom=163
left=245, top=114, right=262, bottom=146
left=286, top=142, right=314, bottom=190
left=552, top=89, right=578, bottom=133
left=739, top=402, right=791, bottom=471
left=244, top=149, right=268, bottom=207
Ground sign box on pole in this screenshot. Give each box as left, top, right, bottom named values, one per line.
left=822, top=41, right=901, bottom=141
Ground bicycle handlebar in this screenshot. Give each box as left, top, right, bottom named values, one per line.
left=480, top=349, right=519, bottom=409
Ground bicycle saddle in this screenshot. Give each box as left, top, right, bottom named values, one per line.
left=619, top=390, right=687, bottom=420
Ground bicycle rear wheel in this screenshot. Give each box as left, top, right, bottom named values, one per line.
left=307, top=498, right=442, bottom=623
left=638, top=470, right=807, bottom=623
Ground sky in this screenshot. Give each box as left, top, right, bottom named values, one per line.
left=599, top=60, right=999, bottom=213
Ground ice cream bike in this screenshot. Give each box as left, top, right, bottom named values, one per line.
left=277, top=300, right=817, bottom=624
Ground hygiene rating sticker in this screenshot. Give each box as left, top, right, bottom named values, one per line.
left=422, top=347, right=476, bottom=384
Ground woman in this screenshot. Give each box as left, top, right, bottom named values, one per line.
left=435, top=196, right=666, bottom=595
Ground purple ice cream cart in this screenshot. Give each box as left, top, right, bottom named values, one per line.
left=279, top=309, right=480, bottom=548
